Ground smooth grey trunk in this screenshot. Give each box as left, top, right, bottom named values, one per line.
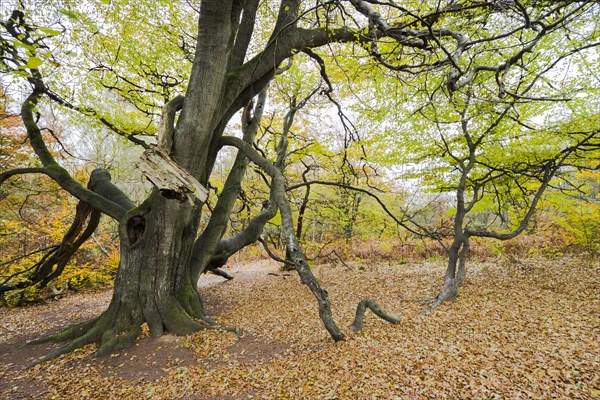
left=421, top=237, right=469, bottom=316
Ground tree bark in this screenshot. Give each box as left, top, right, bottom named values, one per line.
left=351, top=299, right=402, bottom=332
left=30, top=195, right=226, bottom=363
left=220, top=135, right=345, bottom=341
left=421, top=237, right=469, bottom=316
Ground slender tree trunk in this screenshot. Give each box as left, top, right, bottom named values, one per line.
left=438, top=237, right=469, bottom=302
left=421, top=236, right=469, bottom=315
left=281, top=172, right=311, bottom=271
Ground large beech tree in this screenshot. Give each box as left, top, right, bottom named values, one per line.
left=1, top=0, right=405, bottom=360
left=1, top=0, right=598, bottom=361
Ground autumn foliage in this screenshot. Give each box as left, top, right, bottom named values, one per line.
left=1, top=96, right=119, bottom=305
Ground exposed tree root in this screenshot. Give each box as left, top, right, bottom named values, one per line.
left=420, top=272, right=465, bottom=316
left=24, top=296, right=238, bottom=366
left=24, top=317, right=99, bottom=347
left=209, top=267, right=234, bottom=280
left=351, top=299, right=401, bottom=332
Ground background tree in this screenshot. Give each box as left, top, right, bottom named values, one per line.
left=333, top=0, right=600, bottom=310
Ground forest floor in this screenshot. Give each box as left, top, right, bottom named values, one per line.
left=0, top=256, right=598, bottom=399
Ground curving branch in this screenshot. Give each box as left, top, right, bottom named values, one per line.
left=258, top=237, right=294, bottom=266
left=0, top=168, right=49, bottom=186
left=0, top=168, right=134, bottom=296
left=219, top=134, right=344, bottom=341
left=220, top=16, right=436, bottom=130
left=287, top=180, right=444, bottom=242
left=41, top=87, right=150, bottom=148
left=351, top=299, right=402, bottom=332
left=20, top=88, right=132, bottom=220
left=466, top=129, right=599, bottom=240
left=207, top=196, right=278, bottom=272
left=209, top=267, right=234, bottom=280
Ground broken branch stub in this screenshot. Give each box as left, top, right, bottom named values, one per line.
left=137, top=144, right=208, bottom=204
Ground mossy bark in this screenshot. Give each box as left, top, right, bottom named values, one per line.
left=30, top=193, right=220, bottom=364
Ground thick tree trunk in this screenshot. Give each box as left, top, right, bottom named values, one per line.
left=121, top=193, right=210, bottom=336
left=30, top=192, right=224, bottom=363
left=20, top=0, right=428, bottom=361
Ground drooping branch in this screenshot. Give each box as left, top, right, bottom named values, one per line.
left=209, top=268, right=234, bottom=280
left=0, top=168, right=49, bottom=186
left=222, top=134, right=407, bottom=337
left=196, top=61, right=303, bottom=279
left=258, top=237, right=294, bottom=266
left=466, top=130, right=599, bottom=240
left=20, top=88, right=132, bottom=220
left=0, top=204, right=97, bottom=296
left=287, top=180, right=444, bottom=241
left=219, top=134, right=344, bottom=341
left=0, top=246, right=59, bottom=292
left=208, top=196, right=278, bottom=271
left=41, top=88, right=150, bottom=148
left=34, top=206, right=102, bottom=289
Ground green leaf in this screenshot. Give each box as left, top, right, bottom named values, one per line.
left=39, top=27, right=63, bottom=36
left=12, top=40, right=34, bottom=51
left=82, top=19, right=99, bottom=33
left=26, top=57, right=44, bottom=69
left=10, top=70, right=30, bottom=78
left=59, top=9, right=78, bottom=20
left=99, top=0, right=111, bottom=4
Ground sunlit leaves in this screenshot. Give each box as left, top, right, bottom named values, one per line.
left=38, top=27, right=62, bottom=36
left=25, top=56, right=43, bottom=69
